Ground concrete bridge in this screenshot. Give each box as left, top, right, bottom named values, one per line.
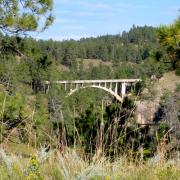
left=45, top=79, right=141, bottom=102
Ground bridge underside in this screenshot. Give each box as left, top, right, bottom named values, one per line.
left=68, top=85, right=123, bottom=102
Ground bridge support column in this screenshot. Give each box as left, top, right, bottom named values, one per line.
left=105, top=82, right=107, bottom=88
left=115, top=82, right=118, bottom=94
left=76, top=83, right=79, bottom=89
left=121, top=82, right=126, bottom=99
left=110, top=82, right=112, bottom=90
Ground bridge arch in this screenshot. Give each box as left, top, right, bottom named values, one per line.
left=68, top=85, right=123, bottom=102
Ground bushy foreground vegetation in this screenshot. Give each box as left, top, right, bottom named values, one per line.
left=0, top=146, right=180, bottom=179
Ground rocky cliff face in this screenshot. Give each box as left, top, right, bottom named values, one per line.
left=136, top=71, right=180, bottom=125
left=136, top=101, right=159, bottom=125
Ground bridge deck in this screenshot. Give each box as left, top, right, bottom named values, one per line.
left=45, top=79, right=141, bottom=84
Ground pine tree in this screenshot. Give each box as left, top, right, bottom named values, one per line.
left=0, top=0, right=54, bottom=34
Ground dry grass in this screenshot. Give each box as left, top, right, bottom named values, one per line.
left=0, top=143, right=180, bottom=180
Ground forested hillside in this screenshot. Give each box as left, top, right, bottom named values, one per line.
left=38, top=25, right=158, bottom=64
left=0, top=25, right=170, bottom=81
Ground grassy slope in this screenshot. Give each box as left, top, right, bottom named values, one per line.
left=82, top=59, right=113, bottom=69
left=58, top=58, right=113, bottom=71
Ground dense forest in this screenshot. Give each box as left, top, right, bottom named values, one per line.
left=0, top=2, right=179, bottom=177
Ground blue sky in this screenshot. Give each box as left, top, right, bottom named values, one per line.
left=35, top=0, right=180, bottom=40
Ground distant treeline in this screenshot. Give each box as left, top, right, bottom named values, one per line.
left=37, top=25, right=162, bottom=65
left=0, top=25, right=166, bottom=67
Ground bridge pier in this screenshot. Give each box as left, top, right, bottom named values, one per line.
left=110, top=82, right=112, bottom=90
left=105, top=82, right=107, bottom=88
left=76, top=83, right=78, bottom=89
left=121, top=82, right=126, bottom=99
left=115, top=82, right=118, bottom=94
